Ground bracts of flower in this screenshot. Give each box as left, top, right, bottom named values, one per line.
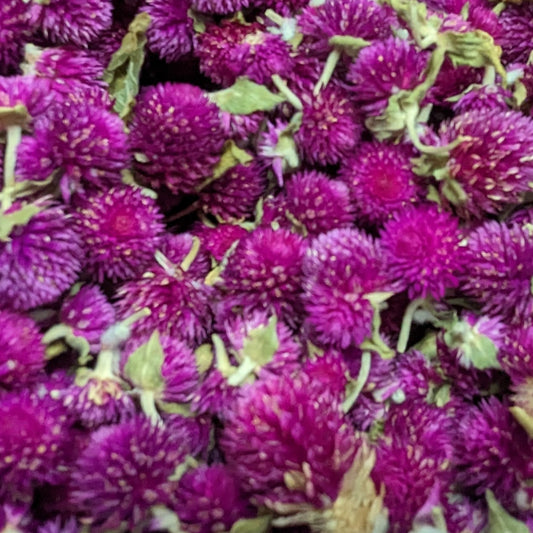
left=4, top=0, right=533, bottom=531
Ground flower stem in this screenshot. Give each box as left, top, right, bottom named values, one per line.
left=342, top=351, right=371, bottom=413
left=397, top=297, right=426, bottom=353
left=313, top=47, right=341, bottom=96
left=1, top=124, right=22, bottom=211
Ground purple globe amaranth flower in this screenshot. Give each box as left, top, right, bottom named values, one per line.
left=0, top=75, right=54, bottom=122
left=220, top=371, right=357, bottom=510
left=0, top=1, right=32, bottom=75
left=452, top=84, right=511, bottom=114
left=157, top=233, right=212, bottom=279
left=428, top=60, right=483, bottom=103
left=142, top=0, right=192, bottom=62
left=73, top=186, right=165, bottom=283
left=29, top=0, right=113, bottom=47
left=191, top=0, right=250, bottom=14
left=347, top=37, right=428, bottom=117
left=70, top=416, right=187, bottom=531
left=302, top=349, right=350, bottom=401
left=0, top=391, right=70, bottom=503
left=199, top=163, right=265, bottom=223
left=130, top=83, right=224, bottom=195
left=295, top=83, right=362, bottom=166
left=339, top=141, right=424, bottom=227
left=0, top=310, right=46, bottom=389
left=163, top=414, right=212, bottom=459
left=298, top=0, right=394, bottom=59
left=443, top=493, right=488, bottom=533
left=16, top=101, right=129, bottom=201
left=221, top=110, right=264, bottom=144
left=452, top=397, right=530, bottom=512
left=498, top=3, right=533, bottom=65
left=380, top=205, right=464, bottom=300
left=372, top=401, right=454, bottom=533
left=265, top=170, right=354, bottom=236
left=217, top=227, right=306, bottom=327
left=438, top=109, right=533, bottom=218
left=175, top=464, right=251, bottom=533
left=192, top=223, right=248, bottom=262
left=303, top=227, right=393, bottom=349
left=59, top=285, right=116, bottom=354
left=37, top=516, right=80, bottom=533
left=460, top=221, right=533, bottom=323
left=501, top=326, right=533, bottom=378
left=0, top=202, right=83, bottom=312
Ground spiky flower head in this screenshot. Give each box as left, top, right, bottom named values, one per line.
left=295, top=84, right=361, bottom=166
left=428, top=60, right=483, bottom=103
left=437, top=109, right=533, bottom=218
left=16, top=101, right=129, bottom=200
left=266, top=170, right=354, bottom=236
left=0, top=203, right=83, bottom=312
left=302, top=349, right=350, bottom=401
left=221, top=110, right=264, bottom=143
left=380, top=205, right=464, bottom=300
left=339, top=141, right=423, bottom=227
left=70, top=416, right=187, bottom=530
left=0, top=391, right=70, bottom=502
left=0, top=310, right=46, bottom=389
left=220, top=371, right=357, bottom=510
left=29, top=0, right=113, bottom=47
left=460, top=221, right=533, bottom=323
left=347, top=37, right=428, bottom=117
left=129, top=83, right=224, bottom=195
left=73, top=186, right=165, bottom=283
left=500, top=326, right=533, bottom=378
left=452, top=84, right=511, bottom=114
left=0, top=75, right=54, bottom=122
left=218, top=227, right=306, bottom=326
left=0, top=1, right=32, bottom=75
left=199, top=163, right=265, bottom=223
left=142, top=0, right=192, bottom=62
left=498, top=3, right=533, bottom=65
left=192, top=223, right=248, bottom=262
left=191, top=0, right=250, bottom=14
left=176, top=464, right=251, bottom=533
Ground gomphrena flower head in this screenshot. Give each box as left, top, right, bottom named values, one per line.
left=302, top=349, right=350, bottom=401
left=303, top=227, right=392, bottom=349
left=157, top=233, right=212, bottom=279
left=428, top=60, right=483, bottom=103
left=438, top=109, right=533, bottom=218
left=0, top=391, right=70, bottom=502
left=372, top=401, right=454, bottom=532
left=0, top=203, right=83, bottom=312
left=199, top=163, right=265, bottom=223
left=266, top=170, right=354, bottom=236
left=59, top=284, right=116, bottom=353
left=0, top=310, right=46, bottom=389
left=176, top=464, right=251, bottom=533
left=380, top=204, right=464, bottom=300
left=16, top=101, right=129, bottom=200
left=295, top=84, right=361, bottom=166
left=221, top=110, right=264, bottom=144
left=129, top=83, right=224, bottom=195
left=73, top=186, right=165, bottom=283
left=142, top=0, right=192, bottom=62
left=339, top=141, right=423, bottom=227
left=29, top=0, right=113, bottom=47
left=347, top=37, right=428, bottom=117
left=498, top=3, right=533, bottom=65
left=452, top=84, right=511, bottom=114
left=500, top=326, right=533, bottom=378
left=218, top=227, right=306, bottom=327
left=70, top=416, right=187, bottom=530
left=460, top=221, right=533, bottom=323
left=220, top=371, right=357, bottom=510
left=192, top=223, right=248, bottom=262
left=0, top=1, right=32, bottom=75
left=0, top=75, right=54, bottom=122
left=191, top=0, right=250, bottom=14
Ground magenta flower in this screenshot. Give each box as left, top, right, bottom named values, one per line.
left=73, top=186, right=165, bottom=283
left=452, top=84, right=511, bottom=114
left=157, top=233, right=212, bottom=279
left=192, top=223, right=248, bottom=262
left=0, top=1, right=32, bottom=75
left=302, top=349, right=349, bottom=401
left=0, top=75, right=54, bottom=121
left=191, top=0, right=249, bottom=15
left=428, top=60, right=483, bottom=103
left=498, top=3, right=533, bottom=65
left=501, top=326, right=533, bottom=378
left=221, top=110, right=264, bottom=144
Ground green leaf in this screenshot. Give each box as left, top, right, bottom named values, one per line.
left=0, top=104, right=29, bottom=128
left=241, top=315, right=279, bottom=366
left=211, top=141, right=254, bottom=180
left=149, top=506, right=188, bottom=533
left=123, top=330, right=165, bottom=391
left=328, top=35, right=370, bottom=57
left=510, top=406, right=533, bottom=439
left=486, top=489, right=530, bottom=533
left=194, top=344, right=214, bottom=374
left=187, top=8, right=208, bottom=33
left=210, top=77, right=286, bottom=115
left=103, top=12, right=150, bottom=120
left=0, top=203, right=43, bottom=241
left=228, top=515, right=272, bottom=533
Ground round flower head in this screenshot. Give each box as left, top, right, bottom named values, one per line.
left=16, top=101, right=129, bottom=201
left=0, top=391, right=69, bottom=502
left=302, top=349, right=350, bottom=401
left=221, top=110, right=264, bottom=144
left=0, top=310, right=46, bottom=389
left=37, top=516, right=79, bottom=533
left=73, top=186, right=165, bottom=283
left=29, top=0, right=113, bottom=47
left=267, top=170, right=354, bottom=236
left=452, top=84, right=511, bottom=114
left=498, top=3, right=533, bottom=65
left=59, top=285, right=116, bottom=353
left=347, top=37, right=428, bottom=117
left=0, top=75, right=54, bottom=121
left=157, top=234, right=212, bottom=279
left=88, top=23, right=127, bottom=67
left=303, top=227, right=392, bottom=348
left=339, top=141, right=423, bottom=227
left=70, top=416, right=186, bottom=530
left=443, top=493, right=488, bottom=533
left=429, top=60, right=483, bottom=103
left=295, top=84, right=361, bottom=166
left=129, top=83, right=224, bottom=195
left=0, top=1, right=32, bottom=75
left=192, top=223, right=248, bottom=262
left=218, top=227, right=306, bottom=327
left=500, top=326, right=533, bottom=378
left=0, top=203, right=83, bottom=312
left=438, top=109, right=533, bottom=218
left=460, top=221, right=533, bottom=323
left=142, top=0, right=192, bottom=62
left=380, top=205, right=464, bottom=300
left=176, top=464, right=250, bottom=533
left=199, top=163, right=265, bottom=223
left=220, top=372, right=357, bottom=510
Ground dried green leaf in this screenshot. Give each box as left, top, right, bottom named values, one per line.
left=158, top=401, right=194, bottom=417
left=328, top=35, right=370, bottom=57
left=241, top=315, right=279, bottom=366
left=123, top=330, right=165, bottom=391
left=0, top=203, right=43, bottom=241
left=187, top=8, right=208, bottom=33
left=486, top=489, right=529, bottom=533
left=149, top=506, right=187, bottom=533
left=441, top=178, right=468, bottom=206
left=229, top=515, right=272, bottom=533
left=194, top=344, right=214, bottom=374
left=212, top=140, right=254, bottom=180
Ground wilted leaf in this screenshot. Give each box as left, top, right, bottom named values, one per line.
left=211, top=141, right=254, bottom=180
left=123, top=330, right=165, bottom=391
left=241, top=315, right=279, bottom=366
left=486, top=489, right=529, bottom=533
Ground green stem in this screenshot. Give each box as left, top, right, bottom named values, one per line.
left=271, top=74, right=303, bottom=111
left=140, top=390, right=162, bottom=425
left=313, top=47, right=341, bottom=96
left=2, top=124, right=22, bottom=211
left=180, top=236, right=201, bottom=272
left=482, top=65, right=495, bottom=86
left=227, top=357, right=256, bottom=387
left=397, top=297, right=427, bottom=354
left=342, top=351, right=371, bottom=413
